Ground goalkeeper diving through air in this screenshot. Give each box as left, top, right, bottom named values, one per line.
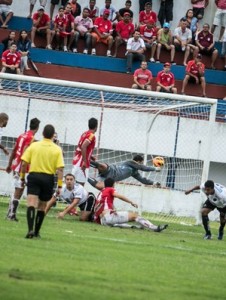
left=88, top=155, right=161, bottom=190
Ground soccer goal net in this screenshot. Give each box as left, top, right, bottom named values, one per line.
left=0, top=73, right=218, bottom=224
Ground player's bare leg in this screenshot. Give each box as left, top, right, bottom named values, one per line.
left=181, top=75, right=189, bottom=94
left=200, top=77, right=206, bottom=97
left=129, top=212, right=168, bottom=232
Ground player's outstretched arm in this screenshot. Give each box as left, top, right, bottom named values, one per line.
left=45, top=196, right=57, bottom=215
left=113, top=191, right=138, bottom=208
left=58, top=198, right=79, bottom=219
left=132, top=172, right=154, bottom=185
left=126, top=160, right=157, bottom=172
left=185, top=185, right=200, bottom=195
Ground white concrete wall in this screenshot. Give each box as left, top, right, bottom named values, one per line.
left=11, top=0, right=219, bottom=38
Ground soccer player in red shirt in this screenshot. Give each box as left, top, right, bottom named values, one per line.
left=72, top=118, right=98, bottom=185
left=0, top=42, right=21, bottom=91
left=51, top=6, right=67, bottom=51
left=139, top=2, right=157, bottom=25
left=113, top=12, right=134, bottom=57
left=181, top=53, right=206, bottom=96
left=140, top=17, right=157, bottom=62
left=5, top=118, right=40, bottom=221
left=132, top=61, right=152, bottom=90
left=156, top=62, right=177, bottom=94
left=31, top=6, right=51, bottom=49
left=91, top=9, right=113, bottom=56
left=94, top=177, right=168, bottom=232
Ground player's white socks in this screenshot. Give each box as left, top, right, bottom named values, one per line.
left=113, top=223, right=134, bottom=229
left=6, top=198, right=13, bottom=218
left=135, top=216, right=158, bottom=231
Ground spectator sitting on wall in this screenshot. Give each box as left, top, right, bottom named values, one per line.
left=156, top=22, right=175, bottom=64
left=100, top=0, right=119, bottom=22
left=17, top=29, right=31, bottom=73
left=118, top=0, right=133, bottom=22
left=31, top=6, right=52, bottom=50
left=2, top=30, right=16, bottom=51
left=64, top=2, right=75, bottom=52
left=196, top=23, right=218, bottom=70
left=84, top=0, right=99, bottom=22
left=132, top=61, right=152, bottom=91
left=139, top=18, right=157, bottom=63
left=51, top=6, right=67, bottom=51
left=113, top=12, right=134, bottom=57
left=156, top=62, right=177, bottom=94
left=28, top=0, right=47, bottom=19
left=73, top=8, right=94, bottom=54
left=91, top=9, right=114, bottom=57
left=0, top=0, right=13, bottom=29
left=50, top=0, right=68, bottom=21
left=139, top=2, right=157, bottom=26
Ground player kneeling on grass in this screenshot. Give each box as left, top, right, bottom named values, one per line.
left=46, top=173, right=96, bottom=221
left=185, top=180, right=226, bottom=240
left=94, top=177, right=168, bottom=232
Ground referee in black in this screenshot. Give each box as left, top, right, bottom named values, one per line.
left=21, top=124, right=64, bottom=238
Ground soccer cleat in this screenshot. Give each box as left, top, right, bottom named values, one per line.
left=154, top=224, right=168, bottom=232
left=153, top=181, right=161, bottom=188
left=203, top=234, right=212, bottom=240
left=34, top=232, right=41, bottom=239
left=31, top=43, right=36, bottom=48
left=25, top=231, right=34, bottom=239
left=63, top=46, right=68, bottom=52
left=150, top=57, right=155, bottom=63
left=218, top=232, right=224, bottom=240
left=91, top=48, right=96, bottom=55
left=73, top=48, right=78, bottom=53
left=46, top=45, right=52, bottom=50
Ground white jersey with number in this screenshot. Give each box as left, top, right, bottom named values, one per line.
left=55, top=183, right=88, bottom=206
left=200, top=183, right=226, bottom=208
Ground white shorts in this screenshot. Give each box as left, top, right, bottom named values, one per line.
left=30, top=0, right=47, bottom=5
left=0, top=4, right=13, bottom=16
left=71, top=165, right=89, bottom=184
left=213, top=8, right=226, bottom=27
left=13, top=173, right=23, bottom=189
left=100, top=211, right=129, bottom=226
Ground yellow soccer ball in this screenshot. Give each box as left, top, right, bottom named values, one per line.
left=153, top=156, right=165, bottom=167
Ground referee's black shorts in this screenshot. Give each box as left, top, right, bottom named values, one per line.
left=27, top=172, right=55, bottom=201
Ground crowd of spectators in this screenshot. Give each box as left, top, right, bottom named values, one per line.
left=0, top=0, right=226, bottom=96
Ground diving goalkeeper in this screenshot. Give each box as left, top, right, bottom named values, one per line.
left=88, top=154, right=161, bottom=190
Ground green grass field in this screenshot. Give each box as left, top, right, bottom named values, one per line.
left=0, top=198, right=226, bottom=300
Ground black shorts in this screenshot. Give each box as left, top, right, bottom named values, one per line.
left=203, top=199, right=226, bottom=214
left=79, top=193, right=96, bottom=212
left=188, top=76, right=202, bottom=84
left=5, top=67, right=17, bottom=74
left=159, top=87, right=173, bottom=93
left=193, top=7, right=204, bottom=19
left=51, top=0, right=67, bottom=5
left=27, top=172, right=54, bottom=201
left=199, top=48, right=216, bottom=56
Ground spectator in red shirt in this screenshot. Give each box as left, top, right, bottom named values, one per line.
left=156, top=62, right=177, bottom=94
left=0, top=42, right=21, bottom=91
left=211, top=0, right=226, bottom=41
left=113, top=12, right=134, bottom=57
left=64, top=2, right=75, bottom=52
left=139, top=2, right=157, bottom=26
left=49, top=0, right=68, bottom=21
left=181, top=53, right=206, bottom=97
left=140, top=18, right=157, bottom=62
left=31, top=6, right=52, bottom=49
left=91, top=9, right=113, bottom=57
left=51, top=6, right=67, bottom=51
left=132, top=61, right=152, bottom=90
left=84, top=0, right=99, bottom=22
left=196, top=23, right=218, bottom=69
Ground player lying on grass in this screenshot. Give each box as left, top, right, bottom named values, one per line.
left=94, top=177, right=168, bottom=232
left=45, top=173, right=96, bottom=221
left=185, top=180, right=226, bottom=240
left=88, top=154, right=161, bottom=190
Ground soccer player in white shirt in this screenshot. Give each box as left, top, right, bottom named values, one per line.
left=45, top=173, right=96, bottom=221
left=0, top=113, right=9, bottom=155
left=185, top=180, right=226, bottom=240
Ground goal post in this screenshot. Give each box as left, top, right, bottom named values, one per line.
left=0, top=73, right=218, bottom=224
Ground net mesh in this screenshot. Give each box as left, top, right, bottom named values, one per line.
left=0, top=74, right=216, bottom=224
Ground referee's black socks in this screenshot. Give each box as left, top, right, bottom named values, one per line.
left=34, top=210, right=45, bottom=237
left=27, top=206, right=35, bottom=232
left=202, top=215, right=211, bottom=235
